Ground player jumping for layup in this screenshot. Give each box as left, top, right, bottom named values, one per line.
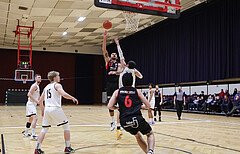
left=35, top=71, right=78, bottom=154
left=108, top=73, right=155, bottom=154
left=102, top=31, right=121, bottom=131
left=23, top=74, right=41, bottom=140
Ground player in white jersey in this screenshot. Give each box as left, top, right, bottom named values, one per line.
left=23, top=74, right=41, bottom=140
left=148, top=83, right=155, bottom=125
left=35, top=71, right=78, bottom=154
left=109, top=38, right=143, bottom=139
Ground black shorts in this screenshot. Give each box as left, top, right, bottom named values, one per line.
left=106, top=82, right=118, bottom=98
left=120, top=115, right=152, bottom=135
left=155, top=100, right=161, bottom=109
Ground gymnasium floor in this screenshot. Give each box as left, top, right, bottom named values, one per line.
left=0, top=105, right=239, bottom=154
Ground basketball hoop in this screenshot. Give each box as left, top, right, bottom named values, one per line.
left=23, top=79, right=27, bottom=84
left=122, top=11, right=141, bottom=31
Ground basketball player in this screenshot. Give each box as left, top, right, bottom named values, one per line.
left=148, top=83, right=155, bottom=125
left=102, top=31, right=121, bottom=131
left=109, top=37, right=143, bottom=139
left=108, top=73, right=155, bottom=154
left=34, top=71, right=78, bottom=154
left=23, top=74, right=41, bottom=140
left=154, top=85, right=163, bottom=122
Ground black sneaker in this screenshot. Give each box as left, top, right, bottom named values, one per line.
left=159, top=117, right=161, bottom=121
left=64, top=147, right=75, bottom=153
left=35, top=149, right=44, bottom=154
left=178, top=117, right=181, bottom=120
left=154, top=118, right=157, bottom=121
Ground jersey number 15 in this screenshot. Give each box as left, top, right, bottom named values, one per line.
left=47, top=89, right=52, bottom=99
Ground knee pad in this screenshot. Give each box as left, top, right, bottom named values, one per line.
left=41, top=127, right=49, bottom=133
left=63, top=123, right=70, bottom=131
left=109, top=109, right=114, bottom=113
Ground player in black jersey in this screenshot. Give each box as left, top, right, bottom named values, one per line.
left=108, top=73, right=155, bottom=154
left=154, top=85, right=163, bottom=122
left=103, top=31, right=121, bottom=131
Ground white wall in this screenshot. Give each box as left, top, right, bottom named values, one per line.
left=162, top=87, right=175, bottom=95
left=208, top=84, right=228, bottom=95
left=191, top=85, right=207, bottom=94
left=229, top=84, right=240, bottom=94
left=182, top=87, right=190, bottom=95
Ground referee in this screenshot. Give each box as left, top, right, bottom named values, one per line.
left=174, top=86, right=186, bottom=120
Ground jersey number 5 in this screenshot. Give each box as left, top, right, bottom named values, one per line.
left=47, top=89, right=51, bottom=99
left=125, top=95, right=132, bottom=107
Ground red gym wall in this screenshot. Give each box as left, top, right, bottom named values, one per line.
left=0, top=49, right=103, bottom=105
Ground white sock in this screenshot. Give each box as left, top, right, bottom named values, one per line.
left=25, top=128, right=29, bottom=134
left=32, top=128, right=35, bottom=135
left=150, top=118, right=153, bottom=122
left=110, top=116, right=115, bottom=123
left=66, top=141, right=71, bottom=147
left=36, top=143, right=41, bottom=149
left=154, top=116, right=156, bottom=119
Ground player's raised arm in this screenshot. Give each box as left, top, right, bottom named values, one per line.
left=114, top=37, right=126, bottom=69
left=108, top=90, right=119, bottom=110
left=55, top=83, right=78, bottom=104
left=27, top=84, right=39, bottom=104
left=137, top=89, right=151, bottom=109
left=102, top=31, right=111, bottom=65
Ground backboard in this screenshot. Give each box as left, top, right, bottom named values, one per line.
left=15, top=69, right=34, bottom=83
left=94, top=0, right=181, bottom=18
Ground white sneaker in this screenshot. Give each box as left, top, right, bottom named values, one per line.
left=23, top=133, right=31, bottom=137
left=110, top=122, right=115, bottom=131
left=30, top=135, right=38, bottom=140
left=120, top=126, right=124, bottom=131
left=147, top=150, right=154, bottom=154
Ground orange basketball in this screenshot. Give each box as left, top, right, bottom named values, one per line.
left=103, top=20, right=112, bottom=29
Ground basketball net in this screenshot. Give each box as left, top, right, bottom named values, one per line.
left=122, top=11, right=141, bottom=31
left=23, top=79, right=27, bottom=84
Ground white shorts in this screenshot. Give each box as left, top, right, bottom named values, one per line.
left=42, top=107, right=68, bottom=127
left=26, top=101, right=37, bottom=117
left=149, top=100, right=155, bottom=109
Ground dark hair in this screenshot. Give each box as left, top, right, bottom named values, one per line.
left=148, top=83, right=154, bottom=87
left=122, top=73, right=133, bottom=87
left=128, top=60, right=136, bottom=69
left=35, top=74, right=41, bottom=78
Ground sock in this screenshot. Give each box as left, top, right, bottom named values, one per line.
left=32, top=128, right=35, bottom=135
left=110, top=116, right=115, bottom=123
left=154, top=116, right=156, bottom=119
left=150, top=118, right=153, bottom=122
left=66, top=141, right=71, bottom=147
left=117, top=123, right=121, bottom=130
left=25, top=128, right=29, bottom=134
left=36, top=143, right=41, bottom=149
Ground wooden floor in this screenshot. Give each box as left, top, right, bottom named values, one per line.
left=0, top=105, right=240, bottom=154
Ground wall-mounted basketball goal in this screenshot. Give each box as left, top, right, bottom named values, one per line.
left=14, top=20, right=34, bottom=84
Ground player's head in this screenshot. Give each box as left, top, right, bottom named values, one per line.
left=148, top=83, right=154, bottom=89
left=155, top=85, right=159, bottom=90
left=178, top=86, right=182, bottom=91
left=47, top=71, right=60, bottom=83
left=122, top=73, right=133, bottom=87
left=127, top=61, right=136, bottom=69
left=34, top=74, right=41, bottom=83
left=110, top=53, right=118, bottom=60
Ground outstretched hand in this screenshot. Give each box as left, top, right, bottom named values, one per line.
left=104, top=31, right=109, bottom=39
left=72, top=97, right=79, bottom=105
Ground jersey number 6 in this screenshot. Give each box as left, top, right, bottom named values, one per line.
left=125, top=95, right=132, bottom=107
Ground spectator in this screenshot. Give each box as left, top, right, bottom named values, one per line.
left=192, top=92, right=198, bottom=100
left=224, top=90, right=230, bottom=97
left=226, top=95, right=240, bottom=116
left=199, top=96, right=205, bottom=110
left=201, top=95, right=214, bottom=112
left=233, top=88, right=237, bottom=97
left=199, top=91, right=205, bottom=99
left=212, top=95, right=222, bottom=112
left=220, top=95, right=231, bottom=113
left=191, top=97, right=200, bottom=111
left=234, top=91, right=240, bottom=100
left=219, top=89, right=224, bottom=98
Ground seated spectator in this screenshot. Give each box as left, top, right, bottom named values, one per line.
left=186, top=96, right=193, bottom=110
left=198, top=96, right=205, bottom=111
left=226, top=95, right=240, bottom=116
left=219, top=89, right=224, bottom=98
left=212, top=95, right=222, bottom=112
left=224, top=90, right=230, bottom=97
left=233, top=88, right=237, bottom=97
left=201, top=95, right=214, bottom=112
left=234, top=91, right=240, bottom=100
left=220, top=95, right=232, bottom=113
left=199, top=91, right=205, bottom=99
left=192, top=97, right=200, bottom=111
left=192, top=92, right=198, bottom=100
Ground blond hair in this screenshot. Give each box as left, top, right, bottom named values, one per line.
left=47, top=71, right=59, bottom=82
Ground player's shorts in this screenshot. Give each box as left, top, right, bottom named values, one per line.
left=26, top=101, right=37, bottom=117
left=42, top=107, right=68, bottom=127
left=120, top=115, right=152, bottom=135
left=106, top=82, right=119, bottom=99
left=149, top=100, right=155, bottom=109
left=155, top=99, right=161, bottom=109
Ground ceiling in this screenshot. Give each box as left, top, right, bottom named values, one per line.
left=0, top=0, right=206, bottom=55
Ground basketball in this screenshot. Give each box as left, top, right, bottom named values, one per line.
left=103, top=20, right=112, bottom=29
